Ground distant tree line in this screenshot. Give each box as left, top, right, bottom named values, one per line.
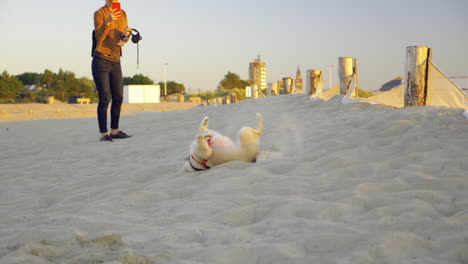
left=0, top=69, right=97, bottom=103
left=186, top=72, right=250, bottom=101
left=0, top=70, right=188, bottom=104
left=157, top=81, right=185, bottom=95
left=1, top=69, right=250, bottom=103
left=215, top=71, right=250, bottom=101
left=123, top=74, right=186, bottom=95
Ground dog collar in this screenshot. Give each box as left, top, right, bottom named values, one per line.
left=189, top=154, right=210, bottom=170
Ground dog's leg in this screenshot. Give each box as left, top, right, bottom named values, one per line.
left=200, top=116, right=209, bottom=132
left=256, top=113, right=263, bottom=136
left=237, top=113, right=264, bottom=150
left=196, top=133, right=213, bottom=156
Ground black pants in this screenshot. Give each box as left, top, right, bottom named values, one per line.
left=92, top=56, right=124, bottom=133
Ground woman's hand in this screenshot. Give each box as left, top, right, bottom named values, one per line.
left=105, top=8, right=121, bottom=23
left=123, top=27, right=133, bottom=36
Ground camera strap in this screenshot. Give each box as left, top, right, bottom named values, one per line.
left=136, top=42, right=140, bottom=69
left=130, top=29, right=142, bottom=69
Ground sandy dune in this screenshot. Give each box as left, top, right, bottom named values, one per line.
left=0, top=94, right=467, bottom=263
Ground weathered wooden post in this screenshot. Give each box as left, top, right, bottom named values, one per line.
left=252, top=85, right=259, bottom=99
left=282, top=77, right=293, bottom=94
left=404, top=46, right=432, bottom=106
left=231, top=93, right=237, bottom=103
left=224, top=95, right=231, bottom=104
left=271, top=83, right=278, bottom=95
left=308, top=70, right=323, bottom=95
left=353, top=59, right=359, bottom=92
left=338, top=57, right=356, bottom=94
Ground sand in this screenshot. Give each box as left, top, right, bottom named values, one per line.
left=0, top=102, right=201, bottom=123
left=0, top=94, right=467, bottom=264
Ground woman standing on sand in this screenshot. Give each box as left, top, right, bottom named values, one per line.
left=92, top=0, right=132, bottom=142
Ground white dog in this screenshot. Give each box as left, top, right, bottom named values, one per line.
left=184, top=113, right=264, bottom=171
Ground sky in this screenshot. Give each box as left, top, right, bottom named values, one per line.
left=1, top=0, right=467, bottom=92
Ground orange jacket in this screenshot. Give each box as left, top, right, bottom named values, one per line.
left=93, top=6, right=129, bottom=61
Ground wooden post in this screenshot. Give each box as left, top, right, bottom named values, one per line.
left=405, top=46, right=432, bottom=106
left=231, top=93, right=237, bottom=103
left=282, top=77, right=293, bottom=94
left=353, top=58, right=359, bottom=95
left=338, top=57, right=355, bottom=94
left=224, top=95, right=231, bottom=104
left=252, top=85, right=259, bottom=99
left=277, top=81, right=283, bottom=94
left=309, top=70, right=323, bottom=95
left=271, top=83, right=278, bottom=95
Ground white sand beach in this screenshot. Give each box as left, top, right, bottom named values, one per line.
left=0, top=102, right=201, bottom=123
left=1, top=94, right=467, bottom=264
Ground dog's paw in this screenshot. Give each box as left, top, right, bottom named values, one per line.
left=204, top=131, right=214, bottom=138
left=196, top=131, right=212, bottom=141
left=202, top=116, right=209, bottom=125
left=200, top=116, right=209, bottom=132
left=256, top=113, right=263, bottom=122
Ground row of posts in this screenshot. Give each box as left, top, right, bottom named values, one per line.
left=300, top=46, right=432, bottom=107
left=206, top=93, right=238, bottom=106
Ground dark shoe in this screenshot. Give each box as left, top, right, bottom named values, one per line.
left=100, top=135, right=113, bottom=142
left=109, top=131, right=132, bottom=139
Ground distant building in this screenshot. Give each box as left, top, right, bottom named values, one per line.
left=294, top=66, right=304, bottom=93
left=24, top=85, right=44, bottom=92
left=249, top=56, right=267, bottom=92
left=268, top=83, right=279, bottom=96
left=123, top=85, right=160, bottom=103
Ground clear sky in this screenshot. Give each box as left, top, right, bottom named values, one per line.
left=1, top=0, right=467, bottom=92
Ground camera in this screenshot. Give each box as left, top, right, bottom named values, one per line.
left=131, top=29, right=142, bottom=44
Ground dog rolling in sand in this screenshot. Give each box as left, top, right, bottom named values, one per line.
left=184, top=113, right=264, bottom=171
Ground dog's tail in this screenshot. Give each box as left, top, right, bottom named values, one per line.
left=256, top=113, right=263, bottom=136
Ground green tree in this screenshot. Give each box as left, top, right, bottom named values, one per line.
left=0, top=71, right=24, bottom=102
left=42, top=69, right=56, bottom=92
left=76, top=77, right=98, bottom=102
left=124, top=74, right=154, bottom=85
left=54, top=69, right=76, bottom=101
left=217, top=72, right=250, bottom=91
left=16, top=72, right=42, bottom=85
left=198, top=91, right=217, bottom=100
left=157, top=81, right=185, bottom=95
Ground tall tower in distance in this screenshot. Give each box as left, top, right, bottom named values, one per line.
left=295, top=66, right=304, bottom=93
left=249, top=55, right=267, bottom=92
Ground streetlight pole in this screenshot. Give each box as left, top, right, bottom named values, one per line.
left=163, top=63, right=168, bottom=97
left=329, top=64, right=334, bottom=90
